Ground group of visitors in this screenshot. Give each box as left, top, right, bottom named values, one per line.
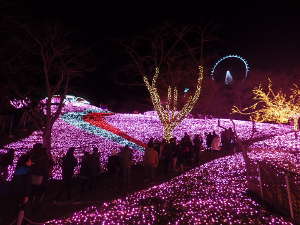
left=0, top=143, right=103, bottom=225
left=141, top=130, right=238, bottom=182
left=104, top=133, right=204, bottom=187
left=105, top=133, right=207, bottom=186
left=8, top=143, right=52, bottom=225
left=57, top=147, right=102, bottom=201
left=205, top=131, right=221, bottom=150
left=106, top=145, right=133, bottom=188
left=0, top=127, right=239, bottom=224
left=220, top=128, right=235, bottom=151
left=141, top=133, right=205, bottom=182
left=205, top=128, right=236, bottom=151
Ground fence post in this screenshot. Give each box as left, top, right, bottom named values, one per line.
left=285, top=174, right=294, bottom=220
left=257, top=162, right=264, bottom=199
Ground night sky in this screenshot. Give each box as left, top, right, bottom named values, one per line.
left=6, top=1, right=300, bottom=110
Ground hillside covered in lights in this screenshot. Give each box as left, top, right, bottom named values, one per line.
left=1, top=99, right=299, bottom=224
left=0, top=99, right=298, bottom=181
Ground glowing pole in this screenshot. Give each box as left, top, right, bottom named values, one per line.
left=225, top=70, right=233, bottom=85
left=144, top=66, right=204, bottom=141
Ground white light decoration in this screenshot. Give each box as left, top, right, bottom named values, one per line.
left=42, top=95, right=90, bottom=106
left=184, top=88, right=190, bottom=93
left=143, top=66, right=204, bottom=141
left=225, top=70, right=233, bottom=85
left=211, top=54, right=250, bottom=81
left=10, top=98, right=30, bottom=109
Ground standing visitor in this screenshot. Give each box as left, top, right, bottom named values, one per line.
left=30, top=143, right=51, bottom=202
left=79, top=151, right=93, bottom=195
left=107, top=149, right=121, bottom=188
left=119, top=145, right=133, bottom=188
left=211, top=134, right=221, bottom=151
left=143, top=146, right=159, bottom=182
left=90, top=147, right=101, bottom=190
left=12, top=154, right=33, bottom=225
left=55, top=147, right=78, bottom=201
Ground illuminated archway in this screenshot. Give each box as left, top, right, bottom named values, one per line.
left=211, top=54, right=250, bottom=81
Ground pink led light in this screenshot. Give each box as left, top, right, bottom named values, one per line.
left=1, top=100, right=297, bottom=224
left=45, top=154, right=293, bottom=224
left=1, top=104, right=298, bottom=183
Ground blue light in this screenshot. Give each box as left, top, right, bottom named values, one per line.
left=211, top=54, right=250, bottom=81
left=184, top=88, right=190, bottom=93
left=61, top=110, right=144, bottom=152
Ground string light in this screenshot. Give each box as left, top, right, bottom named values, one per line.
left=10, top=98, right=30, bottom=109
left=45, top=153, right=294, bottom=225
left=1, top=97, right=298, bottom=224
left=232, top=78, right=300, bottom=125
left=1, top=102, right=297, bottom=182
left=292, top=114, right=300, bottom=131
left=143, top=66, right=204, bottom=141
left=211, top=54, right=250, bottom=80
left=62, top=111, right=146, bottom=151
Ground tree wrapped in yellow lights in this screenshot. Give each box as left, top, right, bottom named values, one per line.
left=144, top=66, right=204, bottom=141
left=232, top=78, right=300, bottom=126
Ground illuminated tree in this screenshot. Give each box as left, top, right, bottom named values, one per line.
left=232, top=78, right=300, bottom=125
left=144, top=66, right=204, bottom=141
left=115, top=22, right=219, bottom=110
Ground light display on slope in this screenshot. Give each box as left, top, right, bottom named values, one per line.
left=82, top=112, right=146, bottom=149
left=143, top=66, right=204, bottom=141
left=232, top=78, right=300, bottom=124
left=1, top=102, right=297, bottom=181
left=46, top=153, right=293, bottom=225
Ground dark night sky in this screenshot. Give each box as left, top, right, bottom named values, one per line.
left=9, top=1, right=300, bottom=109
left=28, top=0, right=300, bottom=67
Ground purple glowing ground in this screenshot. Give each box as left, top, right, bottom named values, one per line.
left=1, top=102, right=298, bottom=224
left=0, top=104, right=297, bottom=181
left=105, top=113, right=294, bottom=149
left=45, top=153, right=293, bottom=225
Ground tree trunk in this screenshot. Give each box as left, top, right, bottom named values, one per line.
left=163, top=125, right=174, bottom=142
left=42, top=123, right=53, bottom=157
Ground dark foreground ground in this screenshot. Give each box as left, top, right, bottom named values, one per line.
left=0, top=150, right=232, bottom=225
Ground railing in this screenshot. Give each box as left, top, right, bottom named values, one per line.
left=245, top=158, right=300, bottom=224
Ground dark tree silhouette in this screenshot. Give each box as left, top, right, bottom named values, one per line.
left=118, top=22, right=219, bottom=109
left=1, top=22, right=93, bottom=156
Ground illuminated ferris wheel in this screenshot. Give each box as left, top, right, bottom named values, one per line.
left=211, top=54, right=250, bottom=85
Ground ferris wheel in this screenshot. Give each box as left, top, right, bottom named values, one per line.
left=211, top=54, right=250, bottom=84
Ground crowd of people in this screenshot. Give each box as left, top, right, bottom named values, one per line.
left=0, top=144, right=105, bottom=224
left=106, top=130, right=237, bottom=185
left=205, top=127, right=235, bottom=151
left=0, top=128, right=238, bottom=224
left=5, top=143, right=52, bottom=225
